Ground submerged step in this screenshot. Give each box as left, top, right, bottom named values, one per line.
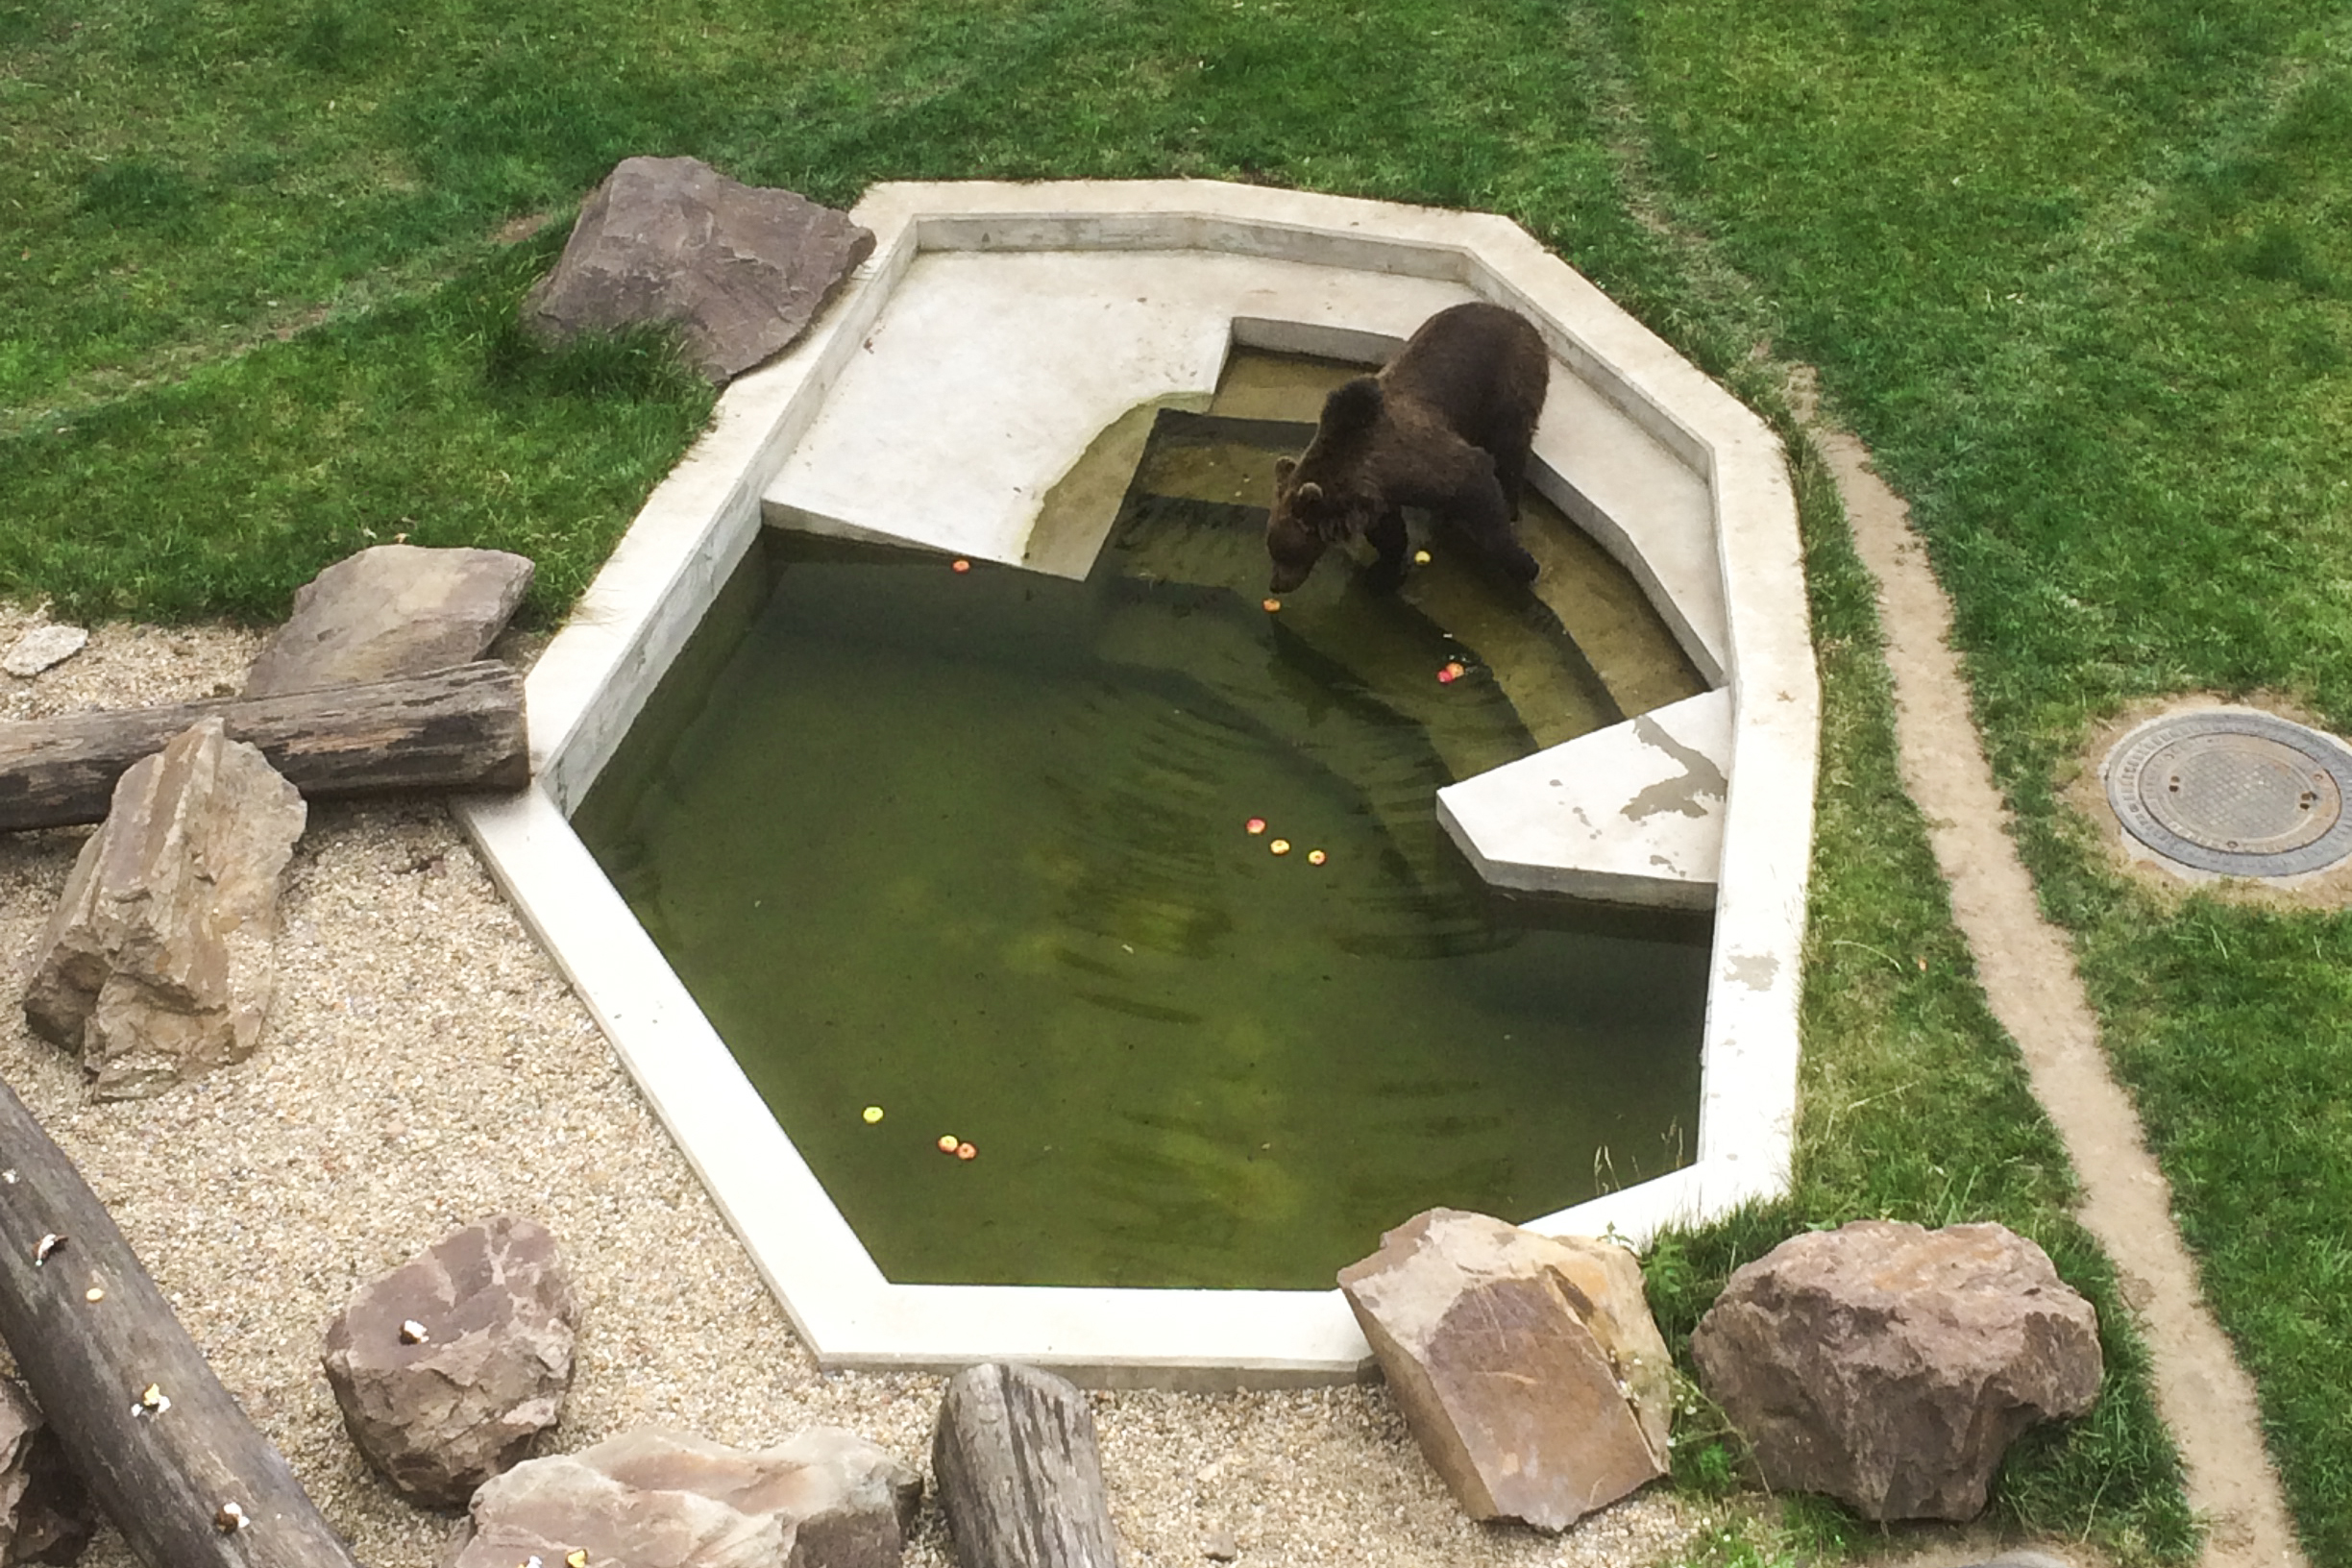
left=1435, top=688, right=1732, bottom=909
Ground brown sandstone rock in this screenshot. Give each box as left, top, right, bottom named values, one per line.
left=0, top=1381, right=96, bottom=1566
left=1336, top=1209, right=1673, bottom=1531
left=522, top=156, right=874, bottom=383
left=441, top=1426, right=921, bottom=1568
left=243, top=544, right=535, bottom=698
left=21, top=717, right=305, bottom=1098
left=324, top=1215, right=577, bottom=1508
left=1690, top=1219, right=2103, bottom=1521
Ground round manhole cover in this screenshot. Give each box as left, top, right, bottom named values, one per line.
left=2105, top=709, right=2352, bottom=877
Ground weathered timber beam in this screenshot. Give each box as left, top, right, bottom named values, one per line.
left=0, top=1074, right=366, bottom=1567
left=0, top=661, right=528, bottom=832
left=933, top=1362, right=1122, bottom=1568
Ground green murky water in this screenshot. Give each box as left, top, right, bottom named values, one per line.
left=575, top=366, right=1712, bottom=1290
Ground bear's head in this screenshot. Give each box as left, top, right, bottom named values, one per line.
left=1265, top=456, right=1366, bottom=594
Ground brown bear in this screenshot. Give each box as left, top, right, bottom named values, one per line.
left=1264, top=301, right=1548, bottom=594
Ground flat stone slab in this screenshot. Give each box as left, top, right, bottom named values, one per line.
left=2, top=625, right=88, bottom=679
left=768, top=250, right=1456, bottom=572
left=1436, top=688, right=1730, bottom=907
left=1528, top=384, right=1723, bottom=682
left=245, top=544, right=534, bottom=698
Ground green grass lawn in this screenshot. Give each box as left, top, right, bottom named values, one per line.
left=8, top=0, right=2350, bottom=1558
left=1603, top=2, right=2352, bottom=1557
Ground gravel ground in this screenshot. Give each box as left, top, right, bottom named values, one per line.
left=0, top=602, right=1698, bottom=1568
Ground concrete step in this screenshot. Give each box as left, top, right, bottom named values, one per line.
left=1435, top=687, right=1732, bottom=909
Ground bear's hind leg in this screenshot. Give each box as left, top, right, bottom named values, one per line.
left=1455, top=477, right=1539, bottom=586
left=1490, top=431, right=1532, bottom=519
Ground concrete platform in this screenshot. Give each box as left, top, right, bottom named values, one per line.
left=1437, top=688, right=1732, bottom=909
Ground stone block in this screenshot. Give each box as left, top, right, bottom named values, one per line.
left=524, top=156, right=874, bottom=383
left=442, top=1426, right=919, bottom=1568
left=22, top=717, right=305, bottom=1098
left=1336, top=1209, right=1672, bottom=1531
left=1691, top=1219, right=2102, bottom=1521
left=324, top=1215, right=577, bottom=1508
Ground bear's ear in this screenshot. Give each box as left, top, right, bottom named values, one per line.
left=1273, top=456, right=1296, bottom=484
left=1297, top=481, right=1324, bottom=505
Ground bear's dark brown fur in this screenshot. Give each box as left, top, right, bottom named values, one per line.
left=1264, top=302, right=1548, bottom=594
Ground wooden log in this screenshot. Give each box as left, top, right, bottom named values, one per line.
left=932, top=1361, right=1121, bottom=1568
left=0, top=1073, right=365, bottom=1567
left=0, top=661, right=527, bottom=832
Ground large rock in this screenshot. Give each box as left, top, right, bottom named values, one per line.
left=0, top=1381, right=96, bottom=1566
left=523, top=156, right=874, bottom=383
left=932, top=1362, right=1120, bottom=1568
left=21, top=717, right=306, bottom=1098
left=324, top=1215, right=577, bottom=1508
left=1690, top=1219, right=2103, bottom=1521
left=1336, top=1209, right=1673, bottom=1531
left=243, top=545, right=535, bottom=698
left=442, top=1426, right=921, bottom=1568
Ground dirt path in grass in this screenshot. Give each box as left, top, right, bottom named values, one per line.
left=1797, top=379, right=2307, bottom=1568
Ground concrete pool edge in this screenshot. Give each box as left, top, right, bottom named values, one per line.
left=455, top=180, right=1817, bottom=1385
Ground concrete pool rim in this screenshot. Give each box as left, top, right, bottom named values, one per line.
left=454, top=179, right=1819, bottom=1386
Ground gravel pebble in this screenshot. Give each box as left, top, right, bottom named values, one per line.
left=0, top=604, right=1697, bottom=1568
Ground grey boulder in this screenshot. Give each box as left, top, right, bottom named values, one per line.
left=1691, top=1219, right=2103, bottom=1521
left=324, top=1215, right=577, bottom=1508
left=523, top=155, right=874, bottom=383
left=0, top=1381, right=96, bottom=1565
left=22, top=717, right=306, bottom=1098
left=243, top=544, right=535, bottom=698
left=441, top=1426, right=921, bottom=1568
left=1337, top=1209, right=1674, bottom=1531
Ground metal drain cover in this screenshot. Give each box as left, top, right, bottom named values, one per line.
left=2105, top=709, right=2352, bottom=877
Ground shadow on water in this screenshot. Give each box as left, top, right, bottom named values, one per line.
left=576, top=397, right=1712, bottom=1290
